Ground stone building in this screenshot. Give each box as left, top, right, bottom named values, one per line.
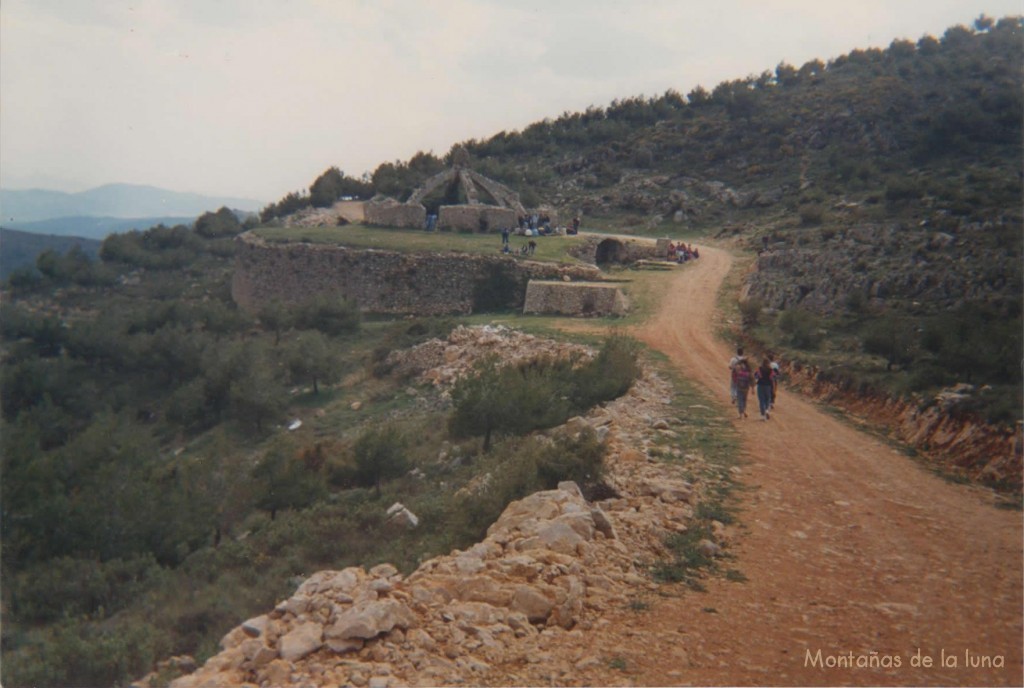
left=364, top=151, right=527, bottom=233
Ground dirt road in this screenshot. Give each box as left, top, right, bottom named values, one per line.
left=594, top=245, right=1023, bottom=685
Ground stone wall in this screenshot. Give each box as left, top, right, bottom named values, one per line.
left=364, top=199, right=426, bottom=229
left=568, top=236, right=662, bottom=265
left=523, top=281, right=629, bottom=317
left=439, top=205, right=517, bottom=233
left=231, top=233, right=602, bottom=316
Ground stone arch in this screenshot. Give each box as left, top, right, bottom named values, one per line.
left=595, top=238, right=628, bottom=266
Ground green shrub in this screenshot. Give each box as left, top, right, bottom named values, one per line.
left=293, top=295, right=361, bottom=336
left=739, top=297, right=764, bottom=328
left=861, top=314, right=916, bottom=370
left=252, top=446, right=327, bottom=519
left=572, top=335, right=642, bottom=408
left=798, top=204, right=824, bottom=226
left=353, top=423, right=410, bottom=495
left=8, top=555, right=161, bottom=623
left=449, top=336, right=640, bottom=452
left=778, top=308, right=822, bottom=349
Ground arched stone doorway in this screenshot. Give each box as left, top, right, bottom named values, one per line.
left=595, top=238, right=627, bottom=266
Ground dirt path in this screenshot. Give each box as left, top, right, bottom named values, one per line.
left=590, top=245, right=1023, bottom=686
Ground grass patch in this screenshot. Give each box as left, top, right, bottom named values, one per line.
left=253, top=223, right=588, bottom=265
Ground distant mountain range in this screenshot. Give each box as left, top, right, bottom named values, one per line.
left=0, top=183, right=263, bottom=225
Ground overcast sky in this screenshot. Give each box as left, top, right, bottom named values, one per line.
left=1, top=0, right=1020, bottom=202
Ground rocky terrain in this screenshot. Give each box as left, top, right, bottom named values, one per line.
left=141, top=326, right=730, bottom=688
left=742, top=222, right=1021, bottom=316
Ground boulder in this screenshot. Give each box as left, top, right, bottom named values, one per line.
left=326, top=599, right=416, bottom=640
left=241, top=614, right=269, bottom=638
left=278, top=621, right=323, bottom=661
left=510, top=586, right=554, bottom=623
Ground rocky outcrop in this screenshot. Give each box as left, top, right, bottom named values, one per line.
left=742, top=222, right=1021, bottom=316
left=283, top=201, right=366, bottom=228
left=382, top=324, right=596, bottom=389
left=148, top=335, right=727, bottom=688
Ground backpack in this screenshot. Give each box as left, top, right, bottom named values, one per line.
left=734, top=367, right=751, bottom=392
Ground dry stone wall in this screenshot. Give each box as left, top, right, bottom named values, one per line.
left=523, top=281, right=629, bottom=317
left=231, top=233, right=602, bottom=316
left=438, top=205, right=517, bottom=233
left=569, top=235, right=663, bottom=265
left=364, top=199, right=427, bottom=229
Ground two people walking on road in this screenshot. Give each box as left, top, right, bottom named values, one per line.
left=730, top=347, right=780, bottom=421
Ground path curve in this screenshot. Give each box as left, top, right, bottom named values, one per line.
left=599, top=245, right=1022, bottom=685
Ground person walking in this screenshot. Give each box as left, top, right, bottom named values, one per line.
left=754, top=358, right=775, bottom=420
left=728, top=347, right=747, bottom=405
left=768, top=354, right=781, bottom=410
left=734, top=359, right=752, bottom=419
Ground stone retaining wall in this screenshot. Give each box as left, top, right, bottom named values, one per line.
left=523, top=281, right=629, bottom=317
left=364, top=200, right=426, bottom=229
left=568, top=236, right=663, bottom=265
left=439, top=205, right=517, bottom=233
left=231, top=233, right=602, bottom=316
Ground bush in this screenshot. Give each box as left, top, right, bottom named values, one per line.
left=3, top=617, right=170, bottom=688
left=778, top=308, right=822, bottom=349
left=798, top=204, right=824, bottom=226
left=449, top=336, right=641, bottom=451
left=449, top=355, right=568, bottom=451
left=353, top=424, right=410, bottom=495
left=739, top=297, right=764, bottom=328
left=451, top=430, right=606, bottom=542
left=8, top=555, right=160, bottom=623
left=253, top=446, right=327, bottom=519
left=572, top=335, right=642, bottom=408
left=194, top=207, right=243, bottom=238
left=861, top=314, right=917, bottom=370
left=293, top=295, right=361, bottom=336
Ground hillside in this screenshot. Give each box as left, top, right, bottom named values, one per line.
left=0, top=183, right=262, bottom=224
left=2, top=215, right=199, bottom=241
left=1, top=17, right=1020, bottom=688
left=265, top=17, right=1022, bottom=427
left=0, top=228, right=101, bottom=280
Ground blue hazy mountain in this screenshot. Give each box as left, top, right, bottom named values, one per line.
left=0, top=183, right=263, bottom=225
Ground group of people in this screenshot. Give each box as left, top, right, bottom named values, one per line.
left=500, top=228, right=537, bottom=256
left=518, top=214, right=552, bottom=233
left=729, top=347, right=780, bottom=421
left=666, top=241, right=699, bottom=263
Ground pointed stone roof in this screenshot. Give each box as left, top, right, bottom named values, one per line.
left=407, top=156, right=526, bottom=216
